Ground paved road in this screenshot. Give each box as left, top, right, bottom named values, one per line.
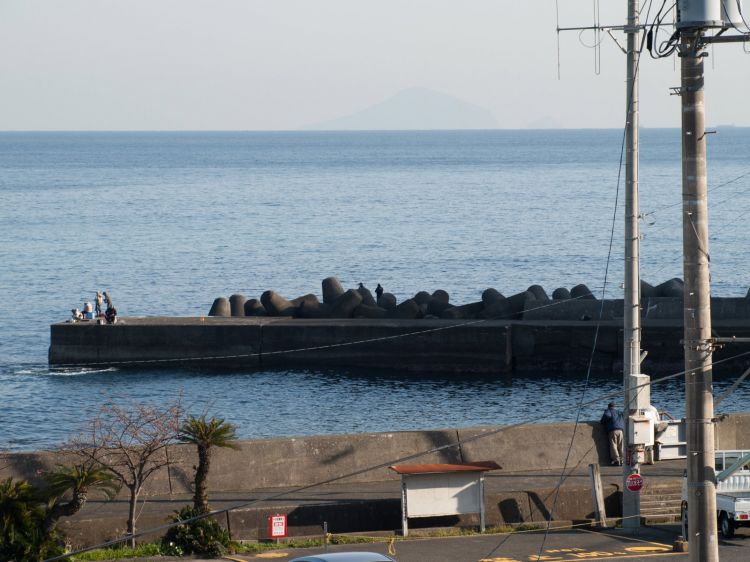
left=72, top=459, right=687, bottom=525
left=226, top=525, right=749, bottom=562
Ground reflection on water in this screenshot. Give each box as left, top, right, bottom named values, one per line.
left=1, top=365, right=747, bottom=451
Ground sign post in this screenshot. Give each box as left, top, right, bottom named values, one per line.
left=626, top=473, right=644, bottom=493
left=269, top=514, right=287, bottom=541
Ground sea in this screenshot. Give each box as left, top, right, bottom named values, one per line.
left=2, top=129, right=750, bottom=452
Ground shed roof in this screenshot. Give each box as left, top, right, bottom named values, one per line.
left=389, top=460, right=501, bottom=475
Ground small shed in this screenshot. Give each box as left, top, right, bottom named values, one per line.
left=389, top=460, right=502, bottom=536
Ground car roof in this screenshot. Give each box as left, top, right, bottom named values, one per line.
left=288, top=552, right=395, bottom=562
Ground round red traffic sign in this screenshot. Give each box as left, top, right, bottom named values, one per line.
left=626, top=473, right=644, bottom=492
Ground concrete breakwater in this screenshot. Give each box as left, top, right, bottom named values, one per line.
left=49, top=315, right=750, bottom=375
left=3, top=414, right=749, bottom=544
left=50, top=276, right=750, bottom=374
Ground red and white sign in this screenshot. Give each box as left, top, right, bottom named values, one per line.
left=626, top=473, right=644, bottom=492
left=270, top=514, right=287, bottom=538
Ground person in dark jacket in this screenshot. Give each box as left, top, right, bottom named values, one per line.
left=600, top=402, right=625, bottom=465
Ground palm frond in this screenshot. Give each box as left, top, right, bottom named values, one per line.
left=179, top=415, right=239, bottom=450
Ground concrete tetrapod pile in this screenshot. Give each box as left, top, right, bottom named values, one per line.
left=206, top=276, right=750, bottom=322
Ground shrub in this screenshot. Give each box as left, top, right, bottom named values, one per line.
left=0, top=477, right=65, bottom=561
left=161, top=506, right=230, bottom=558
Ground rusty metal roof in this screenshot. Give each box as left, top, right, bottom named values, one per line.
left=389, top=460, right=501, bottom=475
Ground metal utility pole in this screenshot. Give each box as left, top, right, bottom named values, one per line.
left=679, top=29, right=718, bottom=562
left=622, top=0, right=642, bottom=530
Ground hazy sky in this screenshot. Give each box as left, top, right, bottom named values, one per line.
left=2, top=0, right=749, bottom=130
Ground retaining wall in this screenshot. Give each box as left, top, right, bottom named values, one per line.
left=4, top=414, right=750, bottom=545
left=4, top=414, right=749, bottom=496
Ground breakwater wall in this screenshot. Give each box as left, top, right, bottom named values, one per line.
left=50, top=276, right=750, bottom=373
left=50, top=315, right=750, bottom=375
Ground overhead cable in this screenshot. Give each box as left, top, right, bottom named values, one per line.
left=43, top=347, right=750, bottom=562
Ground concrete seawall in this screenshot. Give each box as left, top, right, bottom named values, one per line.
left=3, top=414, right=749, bottom=545
left=0, top=422, right=612, bottom=493
left=49, top=316, right=750, bottom=374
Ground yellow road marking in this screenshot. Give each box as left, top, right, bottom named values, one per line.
left=524, top=547, right=686, bottom=562
left=480, top=544, right=685, bottom=562
left=577, top=528, right=674, bottom=549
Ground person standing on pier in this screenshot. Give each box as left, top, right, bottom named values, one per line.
left=375, top=284, right=384, bottom=300
left=600, top=402, right=624, bottom=466
left=95, top=291, right=104, bottom=317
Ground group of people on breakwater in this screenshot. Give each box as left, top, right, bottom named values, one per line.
left=70, top=290, right=117, bottom=324
left=207, top=276, right=709, bottom=321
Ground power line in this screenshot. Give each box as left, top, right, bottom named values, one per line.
left=643, top=169, right=750, bottom=220
left=43, top=347, right=750, bottom=562
left=534, top=8, right=651, bottom=556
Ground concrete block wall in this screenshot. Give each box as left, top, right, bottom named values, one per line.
left=50, top=316, right=750, bottom=375
left=49, top=318, right=263, bottom=368
left=4, top=414, right=750, bottom=494
left=260, top=319, right=509, bottom=373
left=458, top=422, right=609, bottom=473
left=3, top=414, right=750, bottom=545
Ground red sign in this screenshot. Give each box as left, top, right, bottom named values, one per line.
left=626, top=473, right=644, bottom=492
left=270, top=514, right=287, bottom=538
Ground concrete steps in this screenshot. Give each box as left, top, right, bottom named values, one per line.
left=639, top=485, right=682, bottom=524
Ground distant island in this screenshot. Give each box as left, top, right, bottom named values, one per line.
left=304, top=87, right=499, bottom=131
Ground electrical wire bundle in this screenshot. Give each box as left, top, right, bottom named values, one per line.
left=646, top=0, right=679, bottom=58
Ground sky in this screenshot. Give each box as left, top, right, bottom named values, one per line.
left=1, top=0, right=750, bottom=130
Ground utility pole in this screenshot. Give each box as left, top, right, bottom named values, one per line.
left=557, top=0, right=749, bottom=552
left=557, top=0, right=649, bottom=529
left=622, top=0, right=642, bottom=530
left=679, top=28, right=718, bottom=562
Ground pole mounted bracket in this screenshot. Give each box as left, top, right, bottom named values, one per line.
left=702, top=33, right=750, bottom=45
left=710, top=336, right=750, bottom=344
left=680, top=339, right=715, bottom=353
left=682, top=85, right=702, bottom=94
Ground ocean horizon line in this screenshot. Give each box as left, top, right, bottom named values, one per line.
left=2, top=126, right=736, bottom=134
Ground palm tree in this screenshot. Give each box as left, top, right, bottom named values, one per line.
left=41, top=464, right=120, bottom=536
left=0, top=477, right=35, bottom=535
left=179, top=415, right=239, bottom=513
left=0, top=477, right=44, bottom=561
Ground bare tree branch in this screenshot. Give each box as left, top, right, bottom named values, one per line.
left=63, top=399, right=182, bottom=547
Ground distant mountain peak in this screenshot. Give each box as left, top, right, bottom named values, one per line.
left=304, top=87, right=499, bottom=131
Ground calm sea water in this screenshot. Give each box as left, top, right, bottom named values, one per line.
left=2, top=130, right=750, bottom=451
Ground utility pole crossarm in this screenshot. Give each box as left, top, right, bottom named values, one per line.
left=703, top=33, right=750, bottom=44
left=711, top=336, right=750, bottom=344
left=556, top=24, right=644, bottom=32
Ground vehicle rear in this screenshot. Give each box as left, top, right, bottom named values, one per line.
left=715, top=451, right=750, bottom=538
left=682, top=449, right=750, bottom=538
